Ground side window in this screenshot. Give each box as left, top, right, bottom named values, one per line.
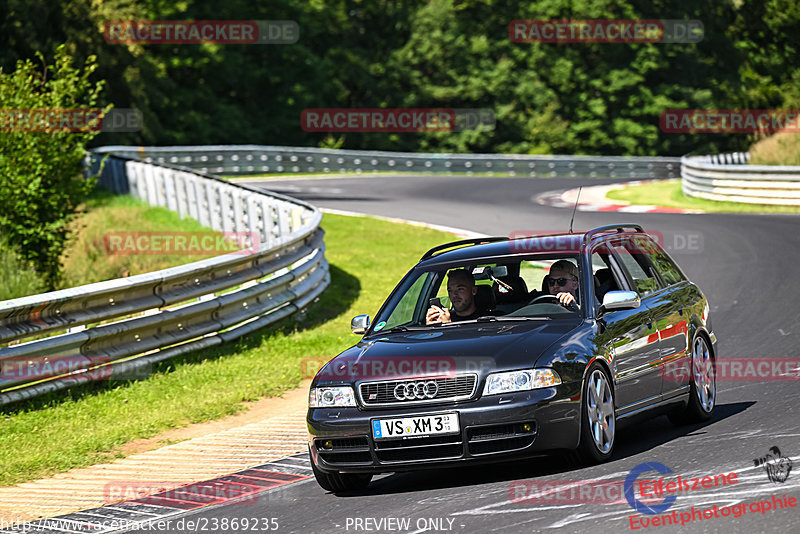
left=633, top=236, right=685, bottom=287
left=611, top=240, right=659, bottom=297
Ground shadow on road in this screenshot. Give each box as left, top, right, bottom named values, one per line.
left=331, top=401, right=754, bottom=498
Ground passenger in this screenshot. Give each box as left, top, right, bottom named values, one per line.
left=426, top=269, right=486, bottom=324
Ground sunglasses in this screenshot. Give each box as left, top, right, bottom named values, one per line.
left=547, top=277, right=576, bottom=287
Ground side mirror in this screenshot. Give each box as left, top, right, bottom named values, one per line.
left=351, top=314, right=370, bottom=335
left=601, top=291, right=641, bottom=312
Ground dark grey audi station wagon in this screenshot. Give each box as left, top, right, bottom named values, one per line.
left=307, top=224, right=717, bottom=492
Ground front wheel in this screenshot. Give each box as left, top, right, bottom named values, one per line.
left=668, top=335, right=715, bottom=425
left=576, top=363, right=616, bottom=464
left=312, top=460, right=373, bottom=493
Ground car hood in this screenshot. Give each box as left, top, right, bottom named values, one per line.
left=315, top=319, right=582, bottom=384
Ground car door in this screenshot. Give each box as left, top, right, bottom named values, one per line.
left=630, top=236, right=691, bottom=398
left=594, top=238, right=663, bottom=417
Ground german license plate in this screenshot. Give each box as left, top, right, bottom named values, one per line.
left=372, top=413, right=459, bottom=440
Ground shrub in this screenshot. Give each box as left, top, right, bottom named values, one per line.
left=0, top=45, right=107, bottom=288
left=0, top=234, right=46, bottom=300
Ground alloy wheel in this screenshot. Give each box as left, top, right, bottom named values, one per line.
left=586, top=369, right=615, bottom=453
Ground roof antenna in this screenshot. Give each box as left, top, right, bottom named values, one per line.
left=569, top=186, right=582, bottom=233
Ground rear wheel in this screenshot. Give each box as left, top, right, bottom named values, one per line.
left=311, top=460, right=372, bottom=492
left=577, top=363, right=616, bottom=464
left=669, top=335, right=715, bottom=425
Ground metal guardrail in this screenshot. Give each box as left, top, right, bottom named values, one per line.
left=0, top=144, right=687, bottom=406
left=0, top=150, right=329, bottom=406
left=682, top=152, right=800, bottom=206
left=96, top=145, right=681, bottom=179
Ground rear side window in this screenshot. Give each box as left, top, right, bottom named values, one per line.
left=634, top=236, right=685, bottom=286
left=609, top=239, right=659, bottom=297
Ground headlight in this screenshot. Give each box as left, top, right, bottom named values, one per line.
left=483, top=369, right=561, bottom=396
left=309, top=386, right=356, bottom=407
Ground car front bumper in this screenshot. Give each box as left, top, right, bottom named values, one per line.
left=307, top=384, right=580, bottom=474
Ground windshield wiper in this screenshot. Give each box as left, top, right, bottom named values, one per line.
left=372, top=324, right=433, bottom=334
left=377, top=325, right=409, bottom=333
left=475, top=316, right=551, bottom=322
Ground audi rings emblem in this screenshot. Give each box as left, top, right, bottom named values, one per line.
left=394, top=381, right=439, bottom=400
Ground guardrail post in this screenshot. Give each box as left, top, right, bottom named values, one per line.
left=232, top=188, right=245, bottom=233
left=164, top=169, right=178, bottom=213
left=206, top=181, right=221, bottom=231
left=260, top=197, right=273, bottom=249
left=186, top=175, right=199, bottom=222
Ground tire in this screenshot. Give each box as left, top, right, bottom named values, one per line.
left=576, top=363, right=616, bottom=465
left=668, top=335, right=715, bottom=425
left=312, top=460, right=373, bottom=493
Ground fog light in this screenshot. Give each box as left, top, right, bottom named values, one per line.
left=323, top=440, right=333, bottom=449
left=522, top=424, right=531, bottom=432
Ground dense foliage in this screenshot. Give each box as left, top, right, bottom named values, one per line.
left=0, top=46, right=105, bottom=288
left=1, top=0, right=797, bottom=157
left=0, top=0, right=797, bottom=288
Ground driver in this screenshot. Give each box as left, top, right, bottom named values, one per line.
left=426, top=269, right=485, bottom=324
left=533, top=259, right=579, bottom=308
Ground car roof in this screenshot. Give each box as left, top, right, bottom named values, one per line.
left=417, top=224, right=646, bottom=267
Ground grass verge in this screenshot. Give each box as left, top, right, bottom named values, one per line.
left=0, top=188, right=230, bottom=300
left=0, top=213, right=452, bottom=487
left=59, top=188, right=229, bottom=288
left=0, top=236, right=46, bottom=300
left=606, top=179, right=800, bottom=214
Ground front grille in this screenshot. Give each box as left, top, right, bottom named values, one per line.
left=359, top=374, right=477, bottom=407
left=467, top=422, right=537, bottom=456
left=374, top=435, right=464, bottom=463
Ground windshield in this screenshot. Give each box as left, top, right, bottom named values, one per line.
left=370, top=255, right=583, bottom=334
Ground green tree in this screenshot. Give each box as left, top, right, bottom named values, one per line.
left=2, top=0, right=798, bottom=155
left=0, top=45, right=107, bottom=288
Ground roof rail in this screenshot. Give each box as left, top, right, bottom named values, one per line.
left=583, top=224, right=644, bottom=246
left=420, top=236, right=509, bottom=261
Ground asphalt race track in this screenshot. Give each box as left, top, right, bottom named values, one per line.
left=132, top=175, right=799, bottom=534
